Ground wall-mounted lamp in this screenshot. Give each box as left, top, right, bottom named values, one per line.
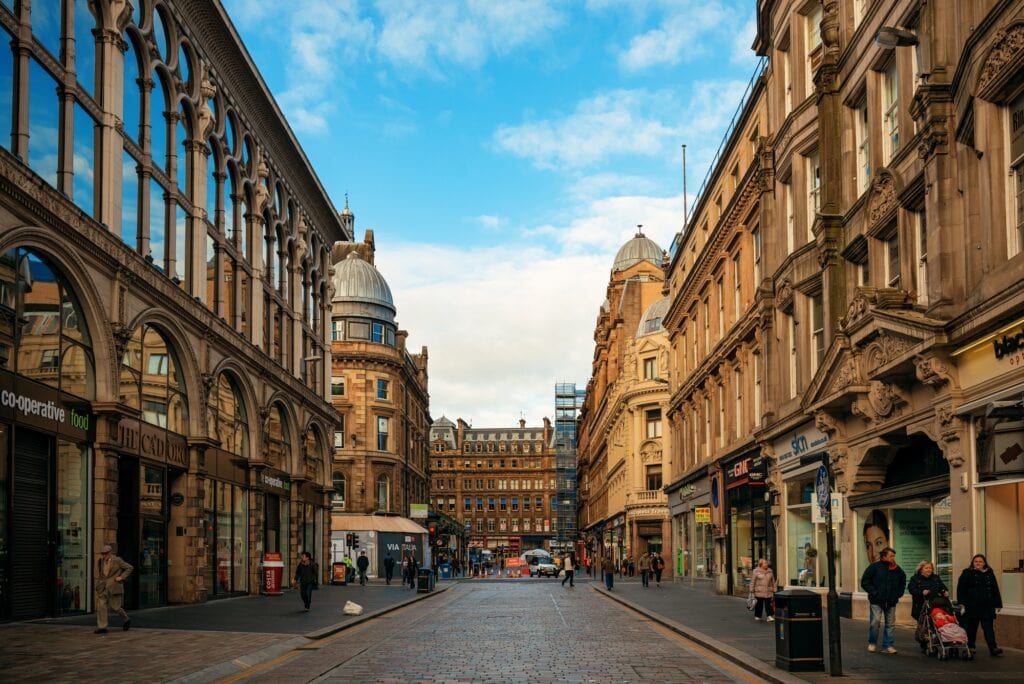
left=875, top=26, right=918, bottom=48
left=350, top=433, right=357, bottom=449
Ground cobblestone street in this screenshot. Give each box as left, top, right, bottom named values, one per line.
left=234, top=581, right=760, bottom=684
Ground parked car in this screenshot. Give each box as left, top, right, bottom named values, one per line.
left=527, top=556, right=558, bottom=577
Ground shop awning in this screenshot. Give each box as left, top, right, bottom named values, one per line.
left=331, top=513, right=428, bottom=534
left=955, top=380, right=1024, bottom=415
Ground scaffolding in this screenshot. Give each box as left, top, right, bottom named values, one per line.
left=554, top=382, right=585, bottom=550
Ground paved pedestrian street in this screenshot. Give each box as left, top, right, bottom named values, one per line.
left=232, top=581, right=760, bottom=684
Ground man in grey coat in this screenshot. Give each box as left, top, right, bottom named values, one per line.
left=95, top=544, right=133, bottom=634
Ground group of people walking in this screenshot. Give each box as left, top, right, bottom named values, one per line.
left=861, top=548, right=1004, bottom=657
left=598, top=550, right=665, bottom=591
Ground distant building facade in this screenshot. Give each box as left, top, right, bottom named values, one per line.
left=328, top=225, right=431, bottom=573
left=430, top=417, right=556, bottom=558
left=578, top=233, right=672, bottom=571
left=0, top=0, right=343, bottom=619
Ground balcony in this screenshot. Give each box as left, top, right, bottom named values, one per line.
left=627, top=489, right=667, bottom=506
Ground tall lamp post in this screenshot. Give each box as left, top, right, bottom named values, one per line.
left=800, top=451, right=842, bottom=676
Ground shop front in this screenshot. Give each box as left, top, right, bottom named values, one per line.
left=115, top=418, right=189, bottom=609
left=846, top=435, right=952, bottom=593
left=200, top=448, right=249, bottom=597
left=953, top=313, right=1024, bottom=647
left=723, top=451, right=769, bottom=597
left=0, top=373, right=93, bottom=620
left=667, top=470, right=712, bottom=580
left=259, top=469, right=292, bottom=588
left=604, top=515, right=625, bottom=565
left=773, top=421, right=843, bottom=590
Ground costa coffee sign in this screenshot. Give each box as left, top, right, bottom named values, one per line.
left=118, top=418, right=188, bottom=468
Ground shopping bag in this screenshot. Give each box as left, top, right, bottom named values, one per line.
left=746, top=593, right=756, bottom=611
left=343, top=600, right=363, bottom=615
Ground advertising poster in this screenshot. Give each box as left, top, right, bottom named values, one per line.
left=893, top=509, right=932, bottom=569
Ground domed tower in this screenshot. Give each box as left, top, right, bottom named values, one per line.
left=613, top=230, right=664, bottom=273
left=330, top=251, right=397, bottom=345
left=339, top=193, right=355, bottom=240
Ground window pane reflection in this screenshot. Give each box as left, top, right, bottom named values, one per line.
left=0, top=26, right=14, bottom=151
left=121, top=150, right=139, bottom=247
left=28, top=58, right=60, bottom=186
left=32, top=1, right=62, bottom=60
left=73, top=0, right=96, bottom=96
left=122, top=36, right=141, bottom=142
left=72, top=103, right=96, bottom=217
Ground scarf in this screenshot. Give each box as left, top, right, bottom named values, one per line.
left=887, top=561, right=897, bottom=571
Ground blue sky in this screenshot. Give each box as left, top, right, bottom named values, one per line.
left=223, top=0, right=760, bottom=427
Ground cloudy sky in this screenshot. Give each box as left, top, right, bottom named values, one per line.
left=223, top=0, right=760, bottom=427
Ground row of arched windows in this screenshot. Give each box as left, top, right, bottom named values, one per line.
left=0, top=1, right=334, bottom=389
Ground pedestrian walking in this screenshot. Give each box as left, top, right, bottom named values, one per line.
left=401, top=557, right=413, bottom=589
left=860, top=547, right=906, bottom=654
left=342, top=554, right=354, bottom=584
left=383, top=552, right=396, bottom=585
left=652, top=551, right=665, bottom=586
left=751, top=558, right=776, bottom=622
left=561, top=553, right=576, bottom=587
left=956, top=553, right=1004, bottom=657
left=627, top=555, right=635, bottom=577
left=908, top=559, right=949, bottom=651
left=356, top=550, right=369, bottom=586
left=293, top=551, right=319, bottom=612
left=639, top=552, right=651, bottom=588
left=94, top=544, right=133, bottom=634
left=602, top=554, right=616, bottom=591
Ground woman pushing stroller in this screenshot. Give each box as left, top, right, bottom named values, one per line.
left=909, top=560, right=949, bottom=651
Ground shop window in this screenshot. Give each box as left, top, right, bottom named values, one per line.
left=980, top=481, right=1024, bottom=607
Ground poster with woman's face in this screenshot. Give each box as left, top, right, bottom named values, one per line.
left=861, top=509, right=890, bottom=565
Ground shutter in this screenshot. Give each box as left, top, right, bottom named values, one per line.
left=11, top=430, right=51, bottom=619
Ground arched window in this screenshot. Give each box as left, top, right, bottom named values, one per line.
left=304, top=426, right=321, bottom=481
left=118, top=323, right=188, bottom=434
left=332, top=473, right=346, bottom=509
left=209, top=373, right=248, bottom=457
left=264, top=403, right=289, bottom=471
left=376, top=474, right=390, bottom=511
left=1, top=247, right=95, bottom=399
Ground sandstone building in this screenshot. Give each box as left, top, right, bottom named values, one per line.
left=0, top=0, right=343, bottom=619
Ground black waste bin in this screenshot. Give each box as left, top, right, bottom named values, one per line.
left=838, top=591, right=853, bottom=619
left=774, top=589, right=824, bottom=672
left=417, top=568, right=434, bottom=593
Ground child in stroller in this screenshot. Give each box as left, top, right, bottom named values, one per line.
left=916, top=596, right=972, bottom=660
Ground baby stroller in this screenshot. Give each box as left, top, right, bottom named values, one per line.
left=916, top=596, right=972, bottom=661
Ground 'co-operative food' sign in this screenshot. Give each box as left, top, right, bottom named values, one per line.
left=0, top=370, right=92, bottom=441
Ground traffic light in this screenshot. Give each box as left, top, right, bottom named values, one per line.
left=427, top=523, right=437, bottom=535
left=345, top=532, right=353, bottom=547
left=352, top=533, right=360, bottom=549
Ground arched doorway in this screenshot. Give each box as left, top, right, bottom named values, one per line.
left=0, top=247, right=96, bottom=619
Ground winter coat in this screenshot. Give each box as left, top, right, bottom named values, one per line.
left=356, top=555, right=369, bottom=571
left=860, top=560, right=907, bottom=609
left=907, top=572, right=948, bottom=619
left=294, top=560, right=319, bottom=586
left=956, top=567, right=1002, bottom=619
left=602, top=558, right=616, bottom=574
left=751, top=566, right=777, bottom=598
left=639, top=555, right=651, bottom=572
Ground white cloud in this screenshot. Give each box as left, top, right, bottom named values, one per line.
left=375, top=0, right=565, bottom=74
left=474, top=214, right=506, bottom=230
left=375, top=189, right=681, bottom=426
left=731, top=17, right=758, bottom=65
left=494, top=89, right=678, bottom=170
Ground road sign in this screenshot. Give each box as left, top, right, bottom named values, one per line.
left=815, top=464, right=830, bottom=519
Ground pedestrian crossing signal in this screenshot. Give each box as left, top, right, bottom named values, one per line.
left=345, top=532, right=353, bottom=547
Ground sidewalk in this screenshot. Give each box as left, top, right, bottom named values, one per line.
left=597, top=578, right=1021, bottom=682
left=0, top=581, right=446, bottom=683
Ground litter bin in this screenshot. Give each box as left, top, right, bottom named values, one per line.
left=417, top=568, right=434, bottom=593
left=439, top=563, right=452, bottom=580
left=774, top=589, right=824, bottom=672
left=331, top=562, right=348, bottom=585
left=838, top=591, right=853, bottom=619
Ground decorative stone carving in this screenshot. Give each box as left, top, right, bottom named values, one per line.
left=936, top=405, right=966, bottom=468
left=867, top=173, right=897, bottom=229
left=814, top=411, right=845, bottom=441
left=917, top=116, right=949, bottom=161
left=253, top=153, right=271, bottom=214
left=915, top=352, right=957, bottom=390
left=829, top=446, right=850, bottom=494
left=825, top=354, right=860, bottom=396
left=776, top=279, right=794, bottom=312
left=852, top=381, right=908, bottom=424
left=640, top=442, right=662, bottom=463
left=198, top=77, right=218, bottom=139
left=978, top=23, right=1024, bottom=96
left=865, top=331, right=913, bottom=373
left=840, top=292, right=871, bottom=331
left=112, top=323, right=135, bottom=364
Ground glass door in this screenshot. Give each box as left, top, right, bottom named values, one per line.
left=139, top=518, right=166, bottom=607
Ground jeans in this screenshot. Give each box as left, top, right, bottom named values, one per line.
left=641, top=570, right=649, bottom=587
left=605, top=572, right=614, bottom=590
left=358, top=570, right=367, bottom=586
left=384, top=568, right=393, bottom=584
left=562, top=570, right=574, bottom=587
left=869, top=604, right=896, bottom=648
left=299, top=582, right=314, bottom=609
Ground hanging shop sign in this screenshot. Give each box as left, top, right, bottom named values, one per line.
left=694, top=507, right=711, bottom=523
left=954, top=315, right=1024, bottom=389
left=725, top=453, right=767, bottom=489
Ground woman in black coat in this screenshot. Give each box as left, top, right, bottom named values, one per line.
left=956, top=554, right=1003, bottom=656
left=909, top=560, right=948, bottom=650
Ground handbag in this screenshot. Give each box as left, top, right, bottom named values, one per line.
left=746, top=592, right=756, bottom=611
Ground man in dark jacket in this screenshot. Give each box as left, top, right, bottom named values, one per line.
left=860, top=547, right=906, bottom=654
left=383, top=552, right=396, bottom=585
left=356, top=550, right=370, bottom=586
left=293, top=551, right=319, bottom=611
